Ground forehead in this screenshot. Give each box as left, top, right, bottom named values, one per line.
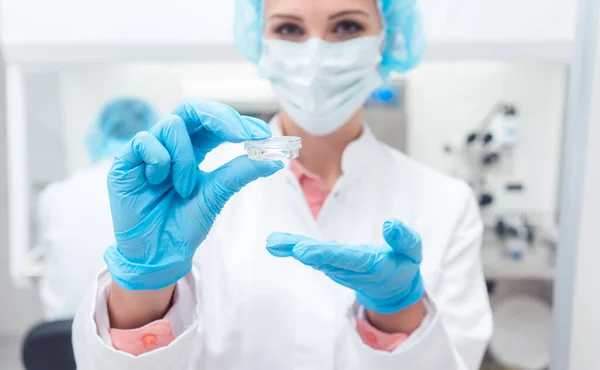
left=263, top=0, right=379, bottom=16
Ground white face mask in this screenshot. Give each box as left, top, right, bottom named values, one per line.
left=258, top=36, right=384, bottom=136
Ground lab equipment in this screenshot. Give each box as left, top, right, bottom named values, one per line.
left=466, top=104, right=519, bottom=176
left=245, top=136, right=301, bottom=161
left=443, top=103, right=559, bottom=276
left=495, top=216, right=535, bottom=261
left=85, top=97, right=157, bottom=163
left=234, top=0, right=425, bottom=78
left=258, top=36, right=384, bottom=136
left=443, top=104, right=525, bottom=225
left=266, top=218, right=425, bottom=314
left=443, top=104, right=520, bottom=205
left=104, top=99, right=283, bottom=290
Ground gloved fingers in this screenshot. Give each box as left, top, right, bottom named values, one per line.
left=208, top=155, right=284, bottom=201
left=116, top=131, right=172, bottom=185
left=324, top=267, right=383, bottom=283
left=382, top=218, right=422, bottom=264
left=240, top=115, right=273, bottom=138
left=266, top=233, right=317, bottom=257
left=324, top=272, right=354, bottom=287
left=291, top=241, right=379, bottom=273
left=151, top=115, right=198, bottom=198
left=171, top=99, right=272, bottom=158
left=266, top=233, right=389, bottom=274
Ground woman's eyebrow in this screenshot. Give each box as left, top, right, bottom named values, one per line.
left=268, top=13, right=304, bottom=22
left=328, top=9, right=370, bottom=20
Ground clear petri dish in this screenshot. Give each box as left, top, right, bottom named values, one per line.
left=245, top=136, right=302, bottom=161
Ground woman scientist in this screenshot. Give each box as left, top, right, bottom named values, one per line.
left=73, top=0, right=492, bottom=369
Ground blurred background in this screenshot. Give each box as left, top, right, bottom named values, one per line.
left=1, top=0, right=599, bottom=369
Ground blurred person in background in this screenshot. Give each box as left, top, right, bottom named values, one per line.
left=73, top=0, right=493, bottom=369
left=37, top=98, right=157, bottom=320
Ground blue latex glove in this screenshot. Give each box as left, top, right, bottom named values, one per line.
left=104, top=99, right=284, bottom=290
left=266, top=219, right=425, bottom=314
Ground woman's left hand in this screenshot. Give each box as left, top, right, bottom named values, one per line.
left=266, top=219, right=425, bottom=315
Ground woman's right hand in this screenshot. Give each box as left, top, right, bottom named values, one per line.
left=104, top=99, right=284, bottom=292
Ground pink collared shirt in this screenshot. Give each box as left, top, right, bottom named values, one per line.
left=110, top=159, right=408, bottom=355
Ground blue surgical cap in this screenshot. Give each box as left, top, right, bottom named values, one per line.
left=85, top=98, right=157, bottom=163
left=234, top=0, right=425, bottom=78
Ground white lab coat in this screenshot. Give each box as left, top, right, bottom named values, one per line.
left=72, top=125, right=493, bottom=370
left=37, top=160, right=115, bottom=320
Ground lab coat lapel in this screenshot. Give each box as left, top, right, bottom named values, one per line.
left=318, top=125, right=412, bottom=246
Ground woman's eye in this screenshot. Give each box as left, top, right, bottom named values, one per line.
left=332, top=20, right=365, bottom=36
left=274, top=23, right=305, bottom=37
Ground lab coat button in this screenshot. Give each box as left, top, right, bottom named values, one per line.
left=141, top=334, right=158, bottom=348
left=364, top=331, right=378, bottom=345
